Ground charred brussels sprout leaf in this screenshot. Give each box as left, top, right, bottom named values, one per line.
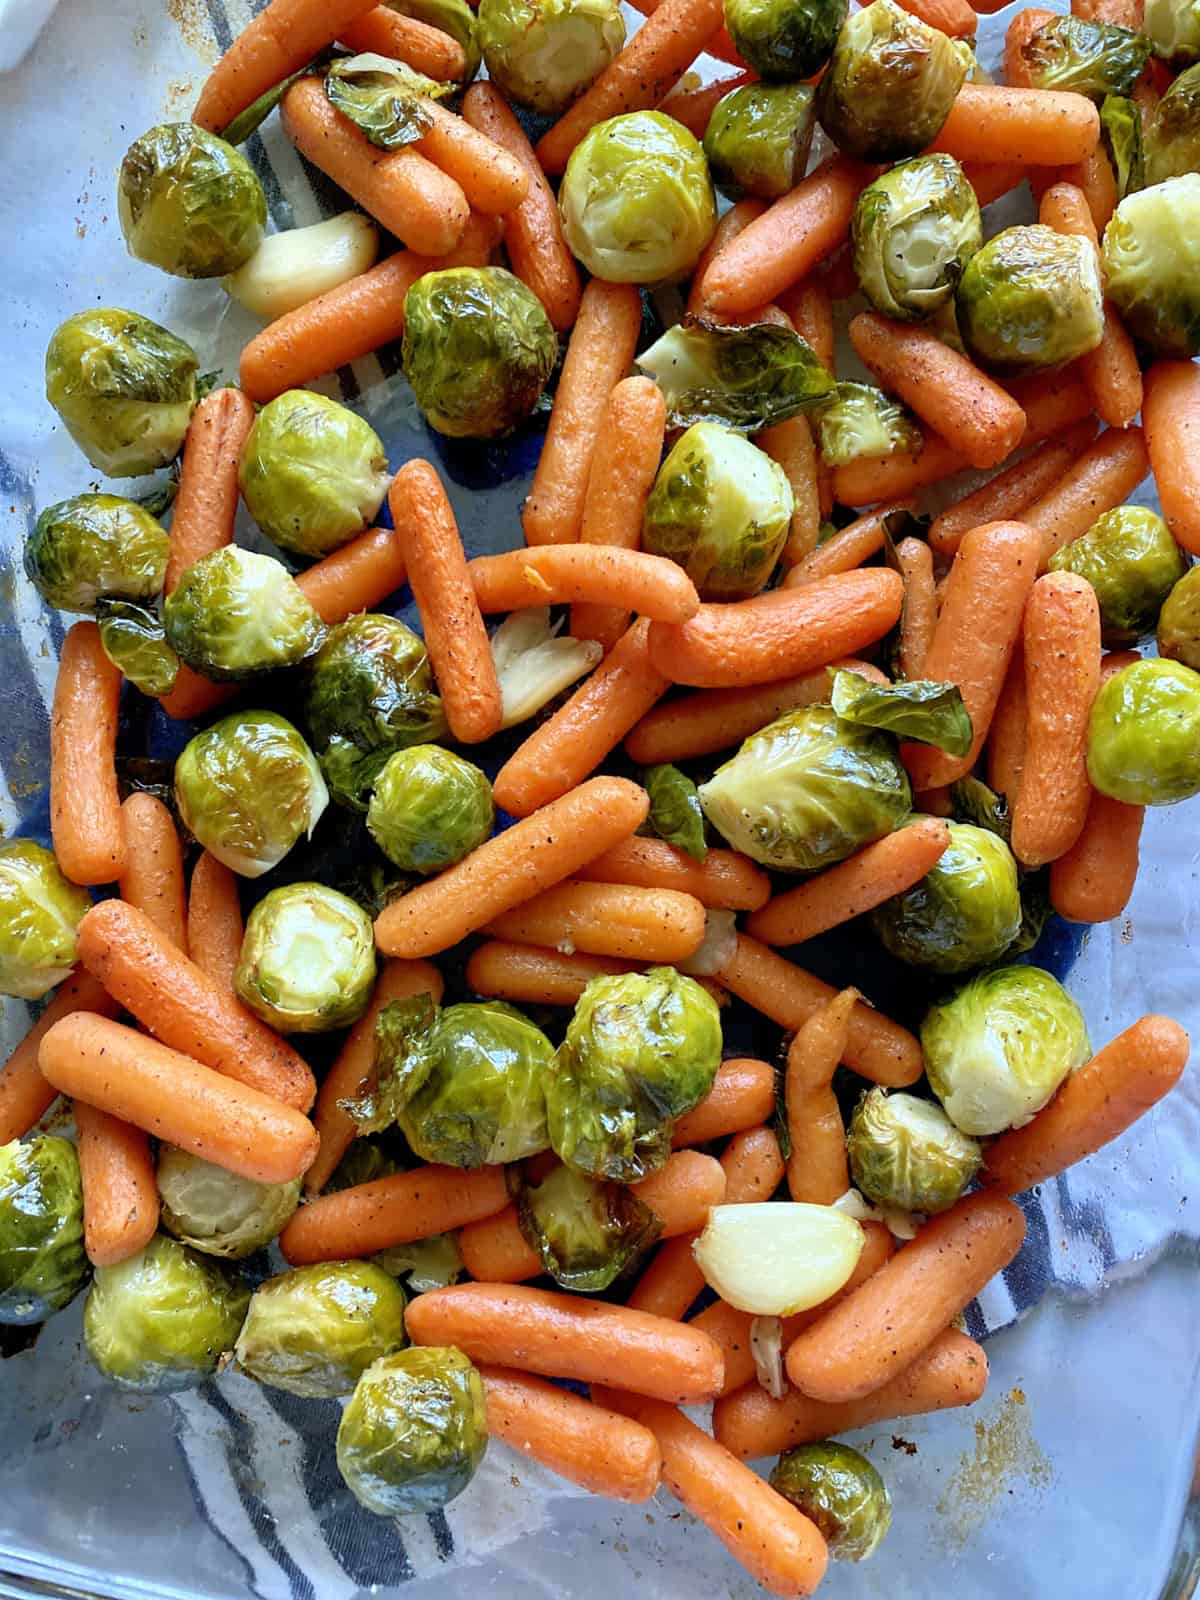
left=341, top=992, right=441, bottom=1136
left=724, top=0, right=847, bottom=80
left=851, top=155, right=982, bottom=323
left=367, top=745, right=494, bottom=873
left=118, top=122, right=266, bottom=278
left=830, top=668, right=972, bottom=755
left=872, top=819, right=1021, bottom=974
left=235, top=882, right=376, bottom=1033
left=0, top=841, right=92, bottom=1001
left=478, top=0, right=625, bottom=113
left=702, top=82, right=816, bottom=200
left=1101, top=94, right=1146, bottom=198
left=1145, top=0, right=1200, bottom=64
left=235, top=1262, right=408, bottom=1398
left=636, top=318, right=834, bottom=434
left=643, top=764, right=707, bottom=861
left=847, top=1088, right=981, bottom=1214
left=26, top=494, right=169, bottom=614
left=1101, top=175, right=1200, bottom=358
left=1087, top=656, right=1200, bottom=804
left=958, top=224, right=1105, bottom=372
left=0, top=1137, right=88, bottom=1323
left=97, top=599, right=179, bottom=696
left=164, top=547, right=325, bottom=680
left=1049, top=505, right=1187, bottom=643
left=157, top=1149, right=300, bottom=1258
left=1146, top=63, right=1200, bottom=184
left=324, top=52, right=450, bottom=148
left=515, top=1164, right=662, bottom=1291
left=949, top=773, right=1012, bottom=838
left=813, top=382, right=923, bottom=467
left=770, top=1442, right=892, bottom=1561
left=1019, top=15, right=1150, bottom=99
left=1157, top=567, right=1200, bottom=671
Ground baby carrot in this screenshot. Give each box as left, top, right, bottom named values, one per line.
left=687, top=198, right=767, bottom=316
left=74, top=1103, right=158, bottom=1268
left=164, top=387, right=254, bottom=595
left=40, top=1014, right=318, bottom=1186
left=1144, top=361, right=1200, bottom=557
left=493, top=620, right=670, bottom=816
left=305, top=958, right=445, bottom=1195
left=281, top=1164, right=508, bottom=1263
left=760, top=416, right=822, bottom=569
left=932, top=84, right=1101, bottom=166
left=1049, top=789, right=1144, bottom=924
left=414, top=101, right=529, bottom=215
left=465, top=942, right=637, bottom=1007
left=896, top=0, right=976, bottom=33
left=185, top=852, right=244, bottom=993
left=458, top=1205, right=542, bottom=1282
left=340, top=6, right=467, bottom=80
left=294, top=526, right=407, bottom=623
left=479, top=1366, right=663, bottom=1502
left=523, top=280, right=643, bottom=546
left=624, top=0, right=746, bottom=64
left=157, top=671, right=237, bottom=724
left=470, top=546, right=699, bottom=623
left=783, top=990, right=856, bottom=1205
left=963, top=161, right=1028, bottom=206
left=1072, top=0, right=1142, bottom=22
left=1003, top=6, right=1054, bottom=85
left=987, top=641, right=1028, bottom=803
left=985, top=1015, right=1189, bottom=1194
left=833, top=430, right=970, bottom=508
left=1052, top=144, right=1118, bottom=232
left=118, top=793, right=187, bottom=954
left=483, top=880, right=707, bottom=964
left=51, top=623, right=126, bottom=887
left=0, top=970, right=119, bottom=1146
left=1024, top=427, right=1150, bottom=566
left=777, top=277, right=836, bottom=375
left=782, top=502, right=915, bottom=588
left=895, top=536, right=936, bottom=679
left=661, top=69, right=758, bottom=139
left=671, top=1059, right=777, bottom=1147
left=374, top=776, right=649, bottom=957
left=575, top=838, right=770, bottom=912
left=77, top=898, right=317, bottom=1112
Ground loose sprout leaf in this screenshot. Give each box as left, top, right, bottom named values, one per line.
left=1101, top=94, right=1146, bottom=199
left=1021, top=15, right=1150, bottom=101
left=642, top=763, right=708, bottom=860
left=813, top=382, right=923, bottom=468
left=340, top=993, right=440, bottom=1134
left=324, top=53, right=449, bottom=149
left=372, top=1233, right=465, bottom=1293
left=829, top=669, right=973, bottom=756
left=950, top=774, right=1012, bottom=842
left=96, top=599, right=179, bottom=697
left=490, top=607, right=602, bottom=729
left=515, top=1165, right=662, bottom=1292
left=220, top=59, right=325, bottom=146
left=636, top=317, right=835, bottom=433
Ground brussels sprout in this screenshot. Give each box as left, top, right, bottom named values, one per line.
left=830, top=669, right=972, bottom=756
left=324, top=53, right=452, bottom=148
left=118, top=122, right=266, bottom=278
left=958, top=224, right=1105, bottom=373
left=643, top=764, right=707, bottom=861
left=872, top=819, right=1020, bottom=973
left=238, top=390, right=391, bottom=559
left=337, top=1347, right=488, bottom=1515
left=1157, top=566, right=1200, bottom=671
left=547, top=968, right=721, bottom=1182
left=813, top=383, right=924, bottom=468
left=815, top=0, right=972, bottom=162
left=1146, top=63, right=1200, bottom=184
left=45, top=309, right=201, bottom=477
left=1087, top=656, right=1200, bottom=804
left=1101, top=176, right=1200, bottom=358
left=851, top=155, right=982, bottom=323
left=515, top=1164, right=661, bottom=1291
left=1145, top=0, right=1200, bottom=63
left=478, top=0, right=625, bottom=113
left=372, top=1233, right=465, bottom=1293
left=402, top=267, right=557, bottom=439
left=157, top=1149, right=300, bottom=1258
left=163, top=547, right=325, bottom=681
left=770, top=1443, right=892, bottom=1561
left=636, top=319, right=834, bottom=434
left=84, top=1236, right=249, bottom=1390
left=367, top=746, right=494, bottom=873
left=1101, top=93, right=1146, bottom=199
left=698, top=705, right=912, bottom=873
left=235, top=1261, right=408, bottom=1398
left=724, top=0, right=847, bottom=80
left=0, top=1137, right=88, bottom=1323
left=490, top=607, right=603, bottom=730
left=1049, top=506, right=1188, bottom=644
left=642, top=422, right=794, bottom=601
left=25, top=494, right=169, bottom=614
left=702, top=82, right=816, bottom=200
left=235, top=883, right=376, bottom=1032
left=847, top=1088, right=982, bottom=1214
left=0, top=842, right=92, bottom=1001
left=1017, top=15, right=1150, bottom=99
left=224, top=212, right=381, bottom=320
left=175, top=710, right=329, bottom=878
left=559, top=111, right=717, bottom=285
left=390, top=0, right=482, bottom=79
left=96, top=599, right=179, bottom=696
left=921, top=964, right=1090, bottom=1136
left=949, top=772, right=1011, bottom=839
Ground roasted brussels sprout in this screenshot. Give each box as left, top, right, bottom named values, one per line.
left=847, top=1087, right=982, bottom=1213
left=118, top=122, right=266, bottom=278
left=1101, top=175, right=1200, bottom=356
left=324, top=53, right=451, bottom=149
left=1157, top=566, right=1200, bottom=671
left=372, top=1233, right=465, bottom=1293
left=1087, top=656, right=1200, bottom=804
left=367, top=746, right=494, bottom=873
left=636, top=319, right=833, bottom=434
left=0, top=841, right=92, bottom=1001
left=1101, top=93, right=1146, bottom=199
left=851, top=155, right=982, bottom=323
left=547, top=967, right=721, bottom=1182
left=816, top=0, right=972, bottom=162
left=958, top=224, right=1105, bottom=372
left=157, top=1149, right=300, bottom=1259
left=402, top=267, right=557, bottom=438
left=392, top=0, right=482, bottom=78
left=1049, top=506, right=1188, bottom=644
left=96, top=599, right=179, bottom=696
left=337, top=1347, right=488, bottom=1515
left=84, top=1236, right=249, bottom=1390
left=702, top=82, right=816, bottom=200
left=163, top=547, right=325, bottom=681
left=830, top=669, right=972, bottom=755
left=235, top=883, right=376, bottom=1032
left=921, top=964, right=1090, bottom=1136
left=516, top=1164, right=661, bottom=1290
left=25, top=494, right=169, bottom=614
left=559, top=111, right=717, bottom=285
left=1017, top=15, right=1150, bottom=99
left=0, top=1137, right=88, bottom=1323
left=174, top=710, right=329, bottom=878
left=872, top=819, right=1021, bottom=973
left=490, top=607, right=603, bottom=729
left=642, top=422, right=794, bottom=600
left=235, top=1261, right=408, bottom=1398
left=724, top=0, right=847, bottom=80
left=478, top=0, right=625, bottom=113
left=813, top=383, right=923, bottom=467
left=770, top=1443, right=892, bottom=1561
left=1146, top=64, right=1200, bottom=184
left=699, top=705, right=912, bottom=873
left=643, top=764, right=707, bottom=861
left=1145, top=0, right=1200, bottom=63
left=44, top=309, right=201, bottom=477
left=238, top=390, right=391, bottom=559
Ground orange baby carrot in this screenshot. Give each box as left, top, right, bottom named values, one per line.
left=483, top=880, right=707, bottom=964
left=660, top=69, right=758, bottom=139
left=783, top=989, right=856, bottom=1205
left=897, top=0, right=976, bottom=33
left=186, top=852, right=244, bottom=994
left=470, top=546, right=699, bottom=623
left=157, top=671, right=237, bottom=724
left=74, top=1103, right=158, bottom=1268
left=77, top=898, right=317, bottom=1112
left=118, top=793, right=187, bottom=954
left=1024, top=428, right=1150, bottom=566
left=0, top=970, right=119, bottom=1146
left=458, top=1205, right=542, bottom=1282
left=671, top=1059, right=778, bottom=1147
left=987, top=641, right=1028, bottom=803
left=340, top=6, right=468, bottom=80
left=1049, top=790, right=1144, bottom=924
left=305, top=959, right=446, bottom=1195
left=1046, top=143, right=1118, bottom=232
left=374, top=776, right=649, bottom=957
left=777, top=277, right=835, bottom=375
left=164, top=387, right=255, bottom=595
left=40, top=1014, right=318, bottom=1186
left=294, top=526, right=407, bottom=623
left=465, top=942, right=637, bottom=1007
left=760, top=415, right=822, bottom=568
left=461, top=83, right=581, bottom=332
left=782, top=502, right=915, bottom=588
left=414, top=101, right=529, bottom=214
left=575, top=839, right=770, bottom=912
left=895, top=536, right=936, bottom=679
left=963, top=161, right=1028, bottom=207
left=523, top=280, right=643, bottom=546
left=51, top=623, right=126, bottom=888
left=281, top=1164, right=507, bottom=1263
left=1072, top=0, right=1142, bottom=22
left=932, top=84, right=1101, bottom=166
left=833, top=431, right=970, bottom=508
left=624, top=0, right=747, bottom=64
left=687, top=198, right=767, bottom=316
left=1144, top=361, right=1200, bottom=557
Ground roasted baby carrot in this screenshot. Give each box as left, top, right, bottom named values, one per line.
left=687, top=198, right=767, bottom=316
left=933, top=84, right=1101, bottom=166
left=1143, top=361, right=1200, bottom=556
left=662, top=70, right=758, bottom=140
left=458, top=1205, right=543, bottom=1283
left=671, top=1058, right=777, bottom=1147
left=50, top=623, right=126, bottom=887
left=164, top=387, right=255, bottom=594
left=897, top=0, right=976, bottom=32
left=833, top=430, right=970, bottom=507
left=294, top=526, right=407, bottom=623
left=963, top=161, right=1028, bottom=206
left=760, top=415, right=822, bottom=569
left=1049, top=789, right=1144, bottom=924
left=623, top=0, right=746, bottom=63
left=783, top=990, right=856, bottom=1205
left=186, top=852, right=244, bottom=994
left=895, top=536, right=937, bottom=679
left=0, top=970, right=119, bottom=1146
left=414, top=101, right=529, bottom=215
left=777, top=276, right=836, bottom=374
left=575, top=838, right=770, bottom=912
left=1023, top=427, right=1150, bottom=566
left=465, top=942, right=637, bottom=1007
left=118, top=793, right=187, bottom=954
left=340, top=5, right=468, bottom=80
left=782, top=502, right=916, bottom=588
left=986, top=642, right=1028, bottom=803
left=281, top=1164, right=508, bottom=1262
left=483, top=880, right=707, bottom=964
left=74, top=1102, right=158, bottom=1267
left=470, top=546, right=699, bottom=623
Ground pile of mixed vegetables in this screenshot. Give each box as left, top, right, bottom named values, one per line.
left=4, top=0, right=1200, bottom=1586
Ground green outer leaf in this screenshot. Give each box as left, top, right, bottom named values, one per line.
left=830, top=669, right=973, bottom=756
left=221, top=65, right=316, bottom=146
left=339, top=993, right=439, bottom=1133
left=949, top=774, right=1012, bottom=841
left=324, top=55, right=449, bottom=150
left=96, top=599, right=179, bottom=697
left=1022, top=15, right=1150, bottom=101
left=1101, top=95, right=1145, bottom=199
left=643, top=764, right=707, bottom=861
left=514, top=1165, right=662, bottom=1292
left=636, top=317, right=834, bottom=434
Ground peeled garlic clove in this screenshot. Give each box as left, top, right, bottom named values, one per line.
left=224, top=212, right=379, bottom=320
left=692, top=1202, right=865, bottom=1316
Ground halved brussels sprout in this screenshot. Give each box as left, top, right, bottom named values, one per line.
left=1145, top=0, right=1200, bottom=63
left=45, top=309, right=201, bottom=477
left=515, top=1164, right=661, bottom=1291
left=846, top=1088, right=982, bottom=1214
left=118, top=122, right=266, bottom=278
left=157, top=1149, right=300, bottom=1259
left=702, top=82, right=816, bottom=200
left=0, top=1137, right=88, bottom=1323
left=337, top=1347, right=488, bottom=1515
left=25, top=494, right=169, bottom=615
left=0, top=841, right=92, bottom=1001
left=225, top=213, right=381, bottom=320
left=642, top=422, right=794, bottom=600
left=1049, top=506, right=1188, bottom=644
left=1087, top=656, right=1200, bottom=804
left=851, top=155, right=982, bottom=323
left=698, top=705, right=912, bottom=873
left=1146, top=63, right=1200, bottom=184
left=1157, top=567, right=1200, bottom=671
left=872, top=819, right=1021, bottom=974
left=693, top=1203, right=865, bottom=1315
left=643, top=764, right=707, bottom=861
left=324, top=53, right=451, bottom=149
left=1101, top=93, right=1146, bottom=199
left=770, top=1442, right=892, bottom=1561
left=559, top=111, right=717, bottom=285
left=372, top=1233, right=465, bottom=1293
left=816, top=0, right=972, bottom=162
left=402, top=267, right=558, bottom=439
left=235, top=1261, right=408, bottom=1398
left=367, top=745, right=494, bottom=873
left=1102, top=174, right=1200, bottom=357
left=724, top=0, right=847, bottom=80
left=391, top=0, right=482, bottom=79
left=830, top=670, right=972, bottom=756
left=96, top=600, right=179, bottom=696
left=921, top=964, right=1090, bottom=1136
left=238, top=390, right=391, bottom=559
left=235, top=883, right=376, bottom=1032
left=477, top=0, right=625, bottom=113
left=1017, top=15, right=1150, bottom=100
left=84, top=1236, right=249, bottom=1391
left=174, top=710, right=329, bottom=878
left=547, top=968, right=721, bottom=1183
left=163, top=547, right=325, bottom=681
left=490, top=607, right=603, bottom=730
left=958, top=224, right=1105, bottom=372
left=636, top=319, right=834, bottom=434
left=813, top=383, right=924, bottom=468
